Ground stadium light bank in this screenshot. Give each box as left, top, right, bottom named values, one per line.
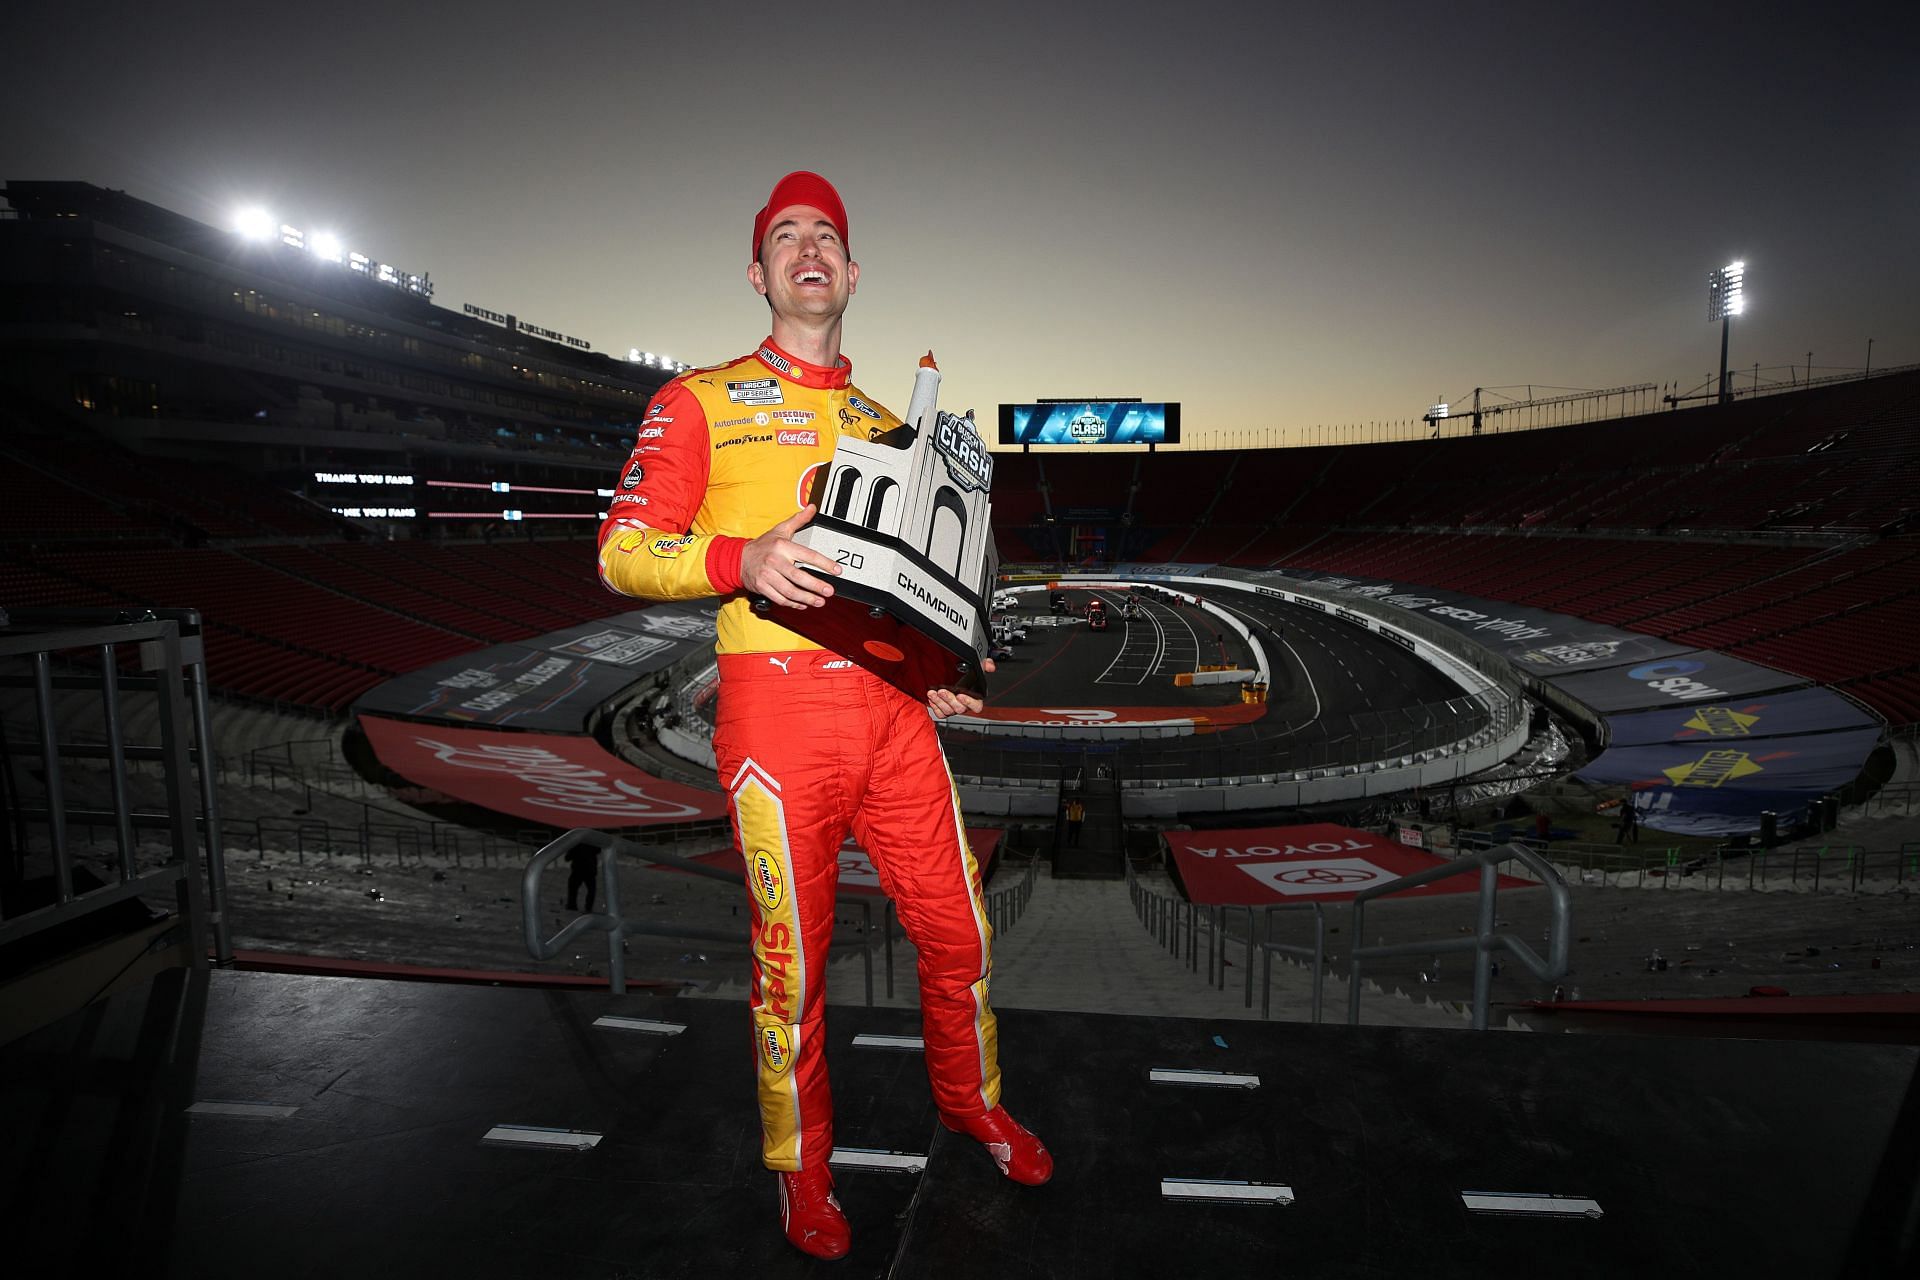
left=1708, top=259, right=1746, bottom=406
left=228, top=204, right=432, bottom=299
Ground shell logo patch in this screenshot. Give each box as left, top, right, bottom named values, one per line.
left=751, top=849, right=785, bottom=911
left=797, top=461, right=826, bottom=509
left=761, top=1023, right=793, bottom=1074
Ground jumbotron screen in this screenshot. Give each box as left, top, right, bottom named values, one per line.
left=998, top=402, right=1181, bottom=445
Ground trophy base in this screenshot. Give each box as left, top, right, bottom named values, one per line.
left=752, top=572, right=984, bottom=702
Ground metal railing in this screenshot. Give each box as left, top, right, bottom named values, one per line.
left=1457, top=830, right=1920, bottom=893
left=1346, top=842, right=1571, bottom=1031
left=1, top=611, right=227, bottom=971
left=1124, top=863, right=1329, bottom=1023
left=521, top=827, right=879, bottom=1002
left=1849, top=782, right=1920, bottom=818
left=879, top=854, right=1040, bottom=998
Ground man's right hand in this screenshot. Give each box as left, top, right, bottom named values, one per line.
left=740, top=504, right=841, bottom=608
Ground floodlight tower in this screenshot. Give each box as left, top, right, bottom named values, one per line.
left=1707, top=260, right=1746, bottom=405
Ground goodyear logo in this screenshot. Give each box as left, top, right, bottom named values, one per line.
left=1662, top=750, right=1763, bottom=788
left=761, top=1024, right=793, bottom=1074
left=750, top=849, right=785, bottom=911
left=647, top=534, right=697, bottom=559
left=1683, top=706, right=1758, bottom=737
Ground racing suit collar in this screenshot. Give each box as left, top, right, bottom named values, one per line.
left=756, top=337, right=853, bottom=390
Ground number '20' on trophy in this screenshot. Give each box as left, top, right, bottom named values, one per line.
left=754, top=352, right=998, bottom=699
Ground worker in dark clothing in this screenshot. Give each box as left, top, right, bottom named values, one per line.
left=565, top=845, right=600, bottom=912
left=1615, top=800, right=1639, bottom=845
left=1064, top=798, right=1086, bottom=847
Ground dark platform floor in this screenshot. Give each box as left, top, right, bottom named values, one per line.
left=3, top=967, right=1915, bottom=1278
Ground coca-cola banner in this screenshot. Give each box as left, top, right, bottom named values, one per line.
left=1164, top=823, right=1530, bottom=905
left=360, top=715, right=728, bottom=828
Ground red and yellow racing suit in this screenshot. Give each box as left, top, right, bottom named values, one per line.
left=598, top=338, right=1001, bottom=1171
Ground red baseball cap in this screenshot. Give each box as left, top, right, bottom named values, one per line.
left=751, top=171, right=849, bottom=263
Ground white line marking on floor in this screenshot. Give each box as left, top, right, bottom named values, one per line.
left=1149, top=1068, right=1261, bottom=1089
left=594, top=1016, right=687, bottom=1035
left=481, top=1124, right=602, bottom=1151
left=1161, top=1177, right=1294, bottom=1205
left=1462, top=1192, right=1603, bottom=1219
left=851, top=1033, right=925, bottom=1051
left=188, top=1101, right=301, bottom=1119
left=830, top=1148, right=927, bottom=1173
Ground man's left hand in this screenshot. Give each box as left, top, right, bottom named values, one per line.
left=928, top=657, right=995, bottom=719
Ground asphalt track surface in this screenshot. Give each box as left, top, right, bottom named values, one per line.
left=985, top=587, right=1460, bottom=724
left=946, top=584, right=1480, bottom=783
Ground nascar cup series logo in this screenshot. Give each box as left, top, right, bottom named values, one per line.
left=750, top=849, right=785, bottom=911
left=760, top=1023, right=794, bottom=1074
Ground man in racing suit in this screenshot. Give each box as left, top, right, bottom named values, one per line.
left=596, top=171, right=1049, bottom=1261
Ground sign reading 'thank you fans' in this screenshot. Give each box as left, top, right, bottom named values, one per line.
left=1163, top=824, right=1531, bottom=905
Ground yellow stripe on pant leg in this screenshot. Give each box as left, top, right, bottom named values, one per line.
left=945, top=775, right=1003, bottom=1111
left=733, top=767, right=808, bottom=1169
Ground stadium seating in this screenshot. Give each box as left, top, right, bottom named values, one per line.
left=5, top=372, right=1914, bottom=725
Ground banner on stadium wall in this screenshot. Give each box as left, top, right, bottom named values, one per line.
left=359, top=715, right=728, bottom=827
left=1603, top=687, right=1879, bottom=747
left=1549, top=651, right=1805, bottom=713
left=1577, top=727, right=1881, bottom=793
left=353, top=605, right=716, bottom=732
left=685, top=830, right=1003, bottom=898
left=1163, top=824, right=1530, bottom=905
left=540, top=605, right=717, bottom=667
left=1247, top=568, right=1698, bottom=673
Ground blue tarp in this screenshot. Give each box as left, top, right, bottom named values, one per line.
left=1603, top=686, right=1879, bottom=746
left=1580, top=727, right=1883, bottom=836
left=1548, top=651, right=1805, bottom=713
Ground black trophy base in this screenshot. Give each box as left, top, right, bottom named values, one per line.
left=752, top=574, right=983, bottom=702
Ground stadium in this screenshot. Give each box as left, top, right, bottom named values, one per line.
left=3, top=178, right=1917, bottom=1276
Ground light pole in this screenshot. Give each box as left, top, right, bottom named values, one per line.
left=1707, top=260, right=1746, bottom=405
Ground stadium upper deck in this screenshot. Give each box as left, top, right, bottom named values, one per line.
left=2, top=180, right=1915, bottom=728
left=0, top=180, right=672, bottom=524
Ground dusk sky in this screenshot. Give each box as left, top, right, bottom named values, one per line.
left=4, top=1, right=1912, bottom=449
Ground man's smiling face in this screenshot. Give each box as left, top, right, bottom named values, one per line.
left=748, top=204, right=858, bottom=323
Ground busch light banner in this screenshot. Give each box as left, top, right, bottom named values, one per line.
left=1578, top=726, right=1882, bottom=836
left=1603, top=686, right=1878, bottom=747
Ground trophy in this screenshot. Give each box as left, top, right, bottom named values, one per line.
left=754, top=353, right=998, bottom=699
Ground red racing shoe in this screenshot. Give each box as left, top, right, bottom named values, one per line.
left=940, top=1107, right=1054, bottom=1185
left=777, top=1166, right=850, bottom=1260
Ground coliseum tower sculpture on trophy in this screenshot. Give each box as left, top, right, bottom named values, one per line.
left=752, top=353, right=998, bottom=699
